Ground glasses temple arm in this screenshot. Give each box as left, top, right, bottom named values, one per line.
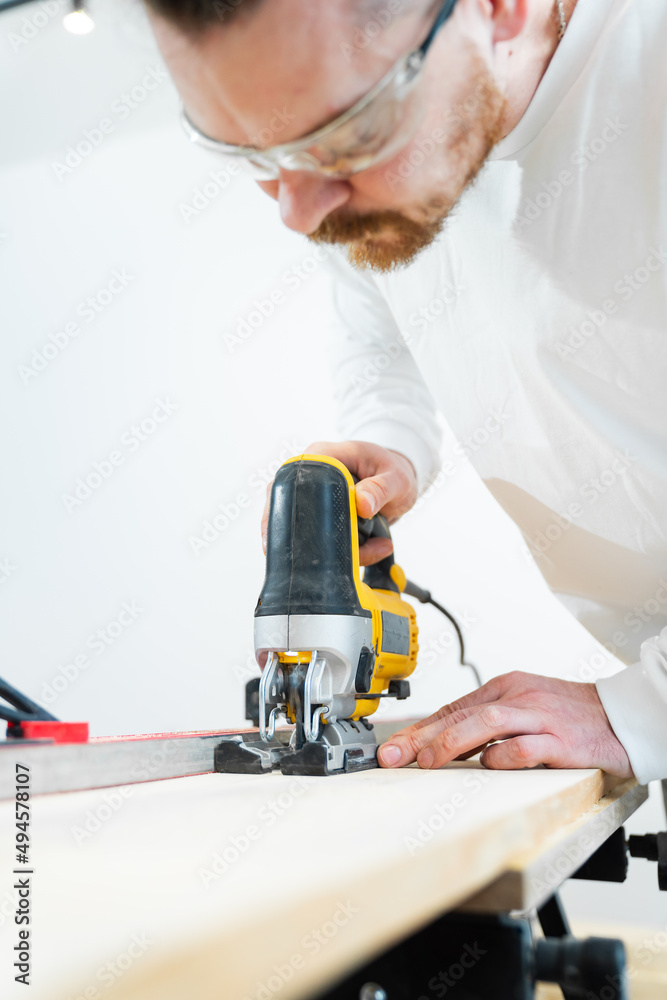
left=418, top=0, right=459, bottom=58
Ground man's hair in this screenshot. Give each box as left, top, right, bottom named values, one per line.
left=145, top=0, right=406, bottom=36
left=144, top=0, right=263, bottom=34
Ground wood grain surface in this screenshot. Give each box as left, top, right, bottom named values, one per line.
left=0, top=760, right=640, bottom=1000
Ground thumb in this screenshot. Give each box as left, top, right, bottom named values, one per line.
left=355, top=481, right=381, bottom=519
left=355, top=469, right=414, bottom=521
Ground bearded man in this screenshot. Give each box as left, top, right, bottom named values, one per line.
left=145, top=0, right=667, bottom=785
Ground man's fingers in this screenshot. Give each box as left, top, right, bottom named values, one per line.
left=260, top=441, right=421, bottom=554
left=387, top=704, right=478, bottom=743
left=417, top=706, right=546, bottom=770
left=356, top=469, right=414, bottom=521
left=387, top=707, right=459, bottom=743
left=305, top=440, right=361, bottom=471
left=379, top=704, right=546, bottom=769
left=454, top=743, right=490, bottom=761
left=430, top=676, right=513, bottom=717
left=303, top=440, right=417, bottom=522
left=358, top=536, right=394, bottom=567
left=480, top=734, right=564, bottom=770
left=387, top=679, right=508, bottom=743
left=378, top=705, right=485, bottom=766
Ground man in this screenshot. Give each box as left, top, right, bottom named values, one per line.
left=145, top=0, right=667, bottom=783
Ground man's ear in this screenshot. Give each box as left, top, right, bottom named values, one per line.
left=490, top=0, right=529, bottom=43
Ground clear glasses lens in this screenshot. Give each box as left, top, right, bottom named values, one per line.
left=272, top=54, right=426, bottom=176
left=183, top=49, right=427, bottom=179
left=291, top=92, right=424, bottom=175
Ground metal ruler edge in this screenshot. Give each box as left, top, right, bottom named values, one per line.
left=0, top=718, right=417, bottom=798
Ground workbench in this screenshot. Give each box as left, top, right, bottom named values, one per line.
left=0, top=733, right=648, bottom=1000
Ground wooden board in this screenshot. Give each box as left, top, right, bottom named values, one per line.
left=0, top=761, right=641, bottom=1000
left=462, top=777, right=648, bottom=913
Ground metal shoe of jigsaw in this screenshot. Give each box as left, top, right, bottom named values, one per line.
left=215, top=454, right=419, bottom=776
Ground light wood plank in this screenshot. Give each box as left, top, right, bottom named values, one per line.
left=462, top=778, right=648, bottom=913
left=0, top=763, right=639, bottom=1000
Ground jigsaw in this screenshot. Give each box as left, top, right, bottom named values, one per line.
left=215, top=453, right=421, bottom=776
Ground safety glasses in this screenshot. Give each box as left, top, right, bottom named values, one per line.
left=181, top=0, right=458, bottom=180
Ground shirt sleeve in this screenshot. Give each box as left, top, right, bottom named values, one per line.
left=325, top=250, right=442, bottom=496
left=596, top=626, right=667, bottom=783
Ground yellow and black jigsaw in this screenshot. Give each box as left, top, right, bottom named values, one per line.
left=215, top=454, right=420, bottom=776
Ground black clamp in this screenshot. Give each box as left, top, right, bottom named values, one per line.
left=315, top=902, right=629, bottom=1000
left=627, top=833, right=667, bottom=891
left=570, top=825, right=667, bottom=893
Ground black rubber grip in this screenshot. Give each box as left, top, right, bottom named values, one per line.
left=359, top=513, right=399, bottom=593
left=256, top=459, right=371, bottom=618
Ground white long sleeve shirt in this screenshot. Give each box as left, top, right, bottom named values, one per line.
left=326, top=0, right=667, bottom=783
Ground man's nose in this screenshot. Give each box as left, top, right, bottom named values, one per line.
left=275, top=169, right=351, bottom=234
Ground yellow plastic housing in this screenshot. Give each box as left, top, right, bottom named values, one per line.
left=275, top=454, right=419, bottom=721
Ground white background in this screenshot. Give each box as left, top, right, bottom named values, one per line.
left=0, top=0, right=665, bottom=939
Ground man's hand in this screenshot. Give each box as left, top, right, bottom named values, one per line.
left=378, top=672, right=633, bottom=777
left=260, top=441, right=418, bottom=566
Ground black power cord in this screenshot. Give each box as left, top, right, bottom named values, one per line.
left=0, top=675, right=57, bottom=727
left=404, top=579, right=483, bottom=689
left=0, top=0, right=39, bottom=11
